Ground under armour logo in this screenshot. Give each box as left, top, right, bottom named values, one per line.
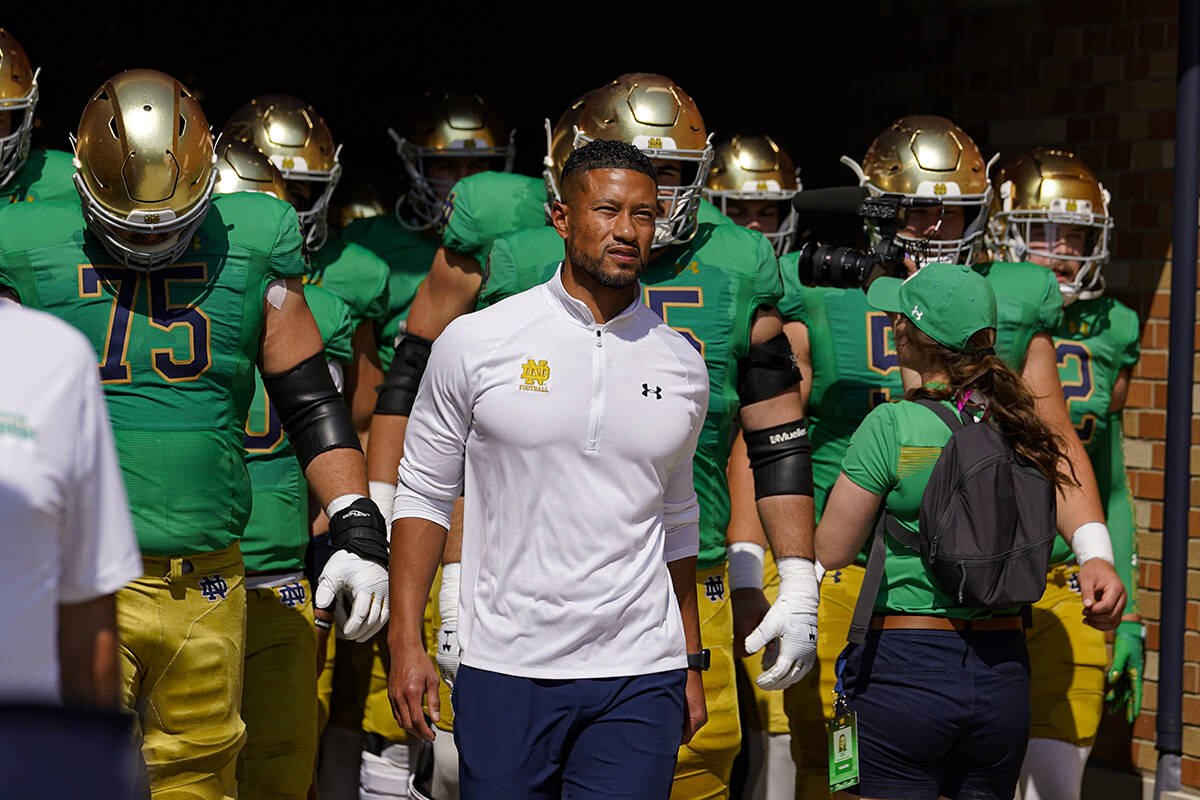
left=703, top=574, right=725, bottom=602
left=832, top=570, right=843, bottom=584
left=911, top=304, right=924, bottom=320
left=642, top=383, right=662, bottom=399
left=199, top=574, right=229, bottom=602
left=278, top=582, right=306, bottom=608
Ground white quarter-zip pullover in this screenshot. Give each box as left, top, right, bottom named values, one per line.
left=393, top=266, right=709, bottom=679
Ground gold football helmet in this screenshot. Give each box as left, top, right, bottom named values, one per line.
left=553, top=73, right=713, bottom=249
left=72, top=69, right=216, bottom=271
left=331, top=182, right=389, bottom=230
left=224, top=94, right=341, bottom=249
left=989, top=148, right=1112, bottom=304
left=213, top=138, right=288, bottom=200
left=388, top=87, right=514, bottom=230
left=843, top=115, right=995, bottom=266
left=0, top=30, right=38, bottom=190
left=704, top=135, right=801, bottom=254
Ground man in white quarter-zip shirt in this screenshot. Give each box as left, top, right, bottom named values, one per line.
left=387, top=139, right=709, bottom=799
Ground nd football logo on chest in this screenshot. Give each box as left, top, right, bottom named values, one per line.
left=519, top=359, right=551, bottom=393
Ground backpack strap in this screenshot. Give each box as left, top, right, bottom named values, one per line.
left=914, top=397, right=972, bottom=428
left=847, top=513, right=889, bottom=645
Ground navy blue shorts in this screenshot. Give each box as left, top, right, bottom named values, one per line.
left=452, top=664, right=686, bottom=800
left=835, top=628, right=1030, bottom=800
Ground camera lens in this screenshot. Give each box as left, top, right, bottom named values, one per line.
left=794, top=243, right=874, bottom=288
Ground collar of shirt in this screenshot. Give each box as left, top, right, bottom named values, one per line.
left=544, top=262, right=642, bottom=332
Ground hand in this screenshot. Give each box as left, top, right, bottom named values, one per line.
left=388, top=640, right=441, bottom=741
left=731, top=588, right=771, bottom=660
left=435, top=627, right=460, bottom=689
left=315, top=550, right=389, bottom=641
left=681, top=669, right=708, bottom=745
left=1078, top=559, right=1126, bottom=631
left=1106, top=619, right=1144, bottom=722
left=744, top=558, right=819, bottom=690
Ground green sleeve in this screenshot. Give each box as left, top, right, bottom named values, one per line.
left=269, top=205, right=309, bottom=280
left=1095, top=410, right=1139, bottom=613
left=1116, top=301, right=1142, bottom=372
left=303, top=284, right=355, bottom=365
left=776, top=252, right=807, bottom=323
left=439, top=182, right=479, bottom=257
left=1035, top=268, right=1065, bottom=333
left=841, top=403, right=899, bottom=496
left=752, top=232, right=784, bottom=310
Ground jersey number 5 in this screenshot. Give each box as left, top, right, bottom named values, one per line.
left=644, top=286, right=705, bottom=356
left=79, top=263, right=212, bottom=384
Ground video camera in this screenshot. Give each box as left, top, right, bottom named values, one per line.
left=789, top=187, right=943, bottom=289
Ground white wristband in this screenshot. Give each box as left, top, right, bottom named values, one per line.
left=439, top=562, right=461, bottom=626
left=727, top=542, right=766, bottom=591
left=368, top=481, right=396, bottom=531
left=1070, top=521, right=1114, bottom=566
left=326, top=493, right=364, bottom=519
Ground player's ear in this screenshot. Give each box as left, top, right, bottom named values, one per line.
left=550, top=199, right=570, bottom=241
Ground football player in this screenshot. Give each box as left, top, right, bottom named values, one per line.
left=388, top=73, right=820, bottom=800
left=0, top=70, right=390, bottom=800
left=705, top=133, right=802, bottom=800
left=0, top=29, right=74, bottom=203
left=779, top=116, right=1125, bottom=796
left=211, top=139, right=358, bottom=800
left=990, top=148, right=1142, bottom=800
left=225, top=95, right=390, bottom=439
left=344, top=85, right=515, bottom=800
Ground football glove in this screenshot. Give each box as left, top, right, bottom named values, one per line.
left=436, top=562, right=461, bottom=688
left=744, top=557, right=819, bottom=690
left=1106, top=620, right=1144, bottom=723
left=315, top=498, right=390, bottom=641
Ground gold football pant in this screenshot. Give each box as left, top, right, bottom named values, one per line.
left=1027, top=563, right=1107, bottom=745
left=737, top=549, right=790, bottom=735
left=784, top=561, right=865, bottom=798
left=671, top=564, right=741, bottom=800
left=118, top=542, right=246, bottom=800
left=237, top=576, right=318, bottom=800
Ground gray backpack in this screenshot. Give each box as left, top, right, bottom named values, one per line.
left=848, top=399, right=1057, bottom=644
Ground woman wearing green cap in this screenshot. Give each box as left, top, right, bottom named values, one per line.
left=813, top=263, right=1122, bottom=800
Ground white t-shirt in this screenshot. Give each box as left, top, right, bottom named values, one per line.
left=393, top=267, right=709, bottom=679
left=0, top=300, right=141, bottom=703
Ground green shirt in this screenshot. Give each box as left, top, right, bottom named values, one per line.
left=341, top=214, right=439, bottom=370
left=843, top=399, right=1007, bottom=619
left=0, top=192, right=308, bottom=555
left=241, top=284, right=355, bottom=573
left=440, top=172, right=547, bottom=264
left=305, top=229, right=390, bottom=327
left=0, top=149, right=76, bottom=205
left=480, top=221, right=783, bottom=569
left=1051, top=295, right=1141, bottom=601
left=973, top=261, right=1064, bottom=370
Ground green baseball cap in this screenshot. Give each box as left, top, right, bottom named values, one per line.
left=866, top=263, right=997, bottom=352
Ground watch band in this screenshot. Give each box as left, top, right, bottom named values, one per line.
left=687, top=649, right=711, bottom=671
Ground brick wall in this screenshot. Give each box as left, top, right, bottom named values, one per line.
left=789, top=0, right=1193, bottom=787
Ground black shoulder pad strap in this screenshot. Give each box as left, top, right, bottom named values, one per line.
left=263, top=350, right=360, bottom=469
left=375, top=333, right=434, bottom=416
left=736, top=332, right=801, bottom=406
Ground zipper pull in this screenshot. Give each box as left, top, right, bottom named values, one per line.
left=595, top=329, right=602, bottom=347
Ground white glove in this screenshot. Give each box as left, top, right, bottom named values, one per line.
left=436, top=562, right=461, bottom=688
left=314, top=549, right=389, bottom=642
left=744, top=557, right=819, bottom=690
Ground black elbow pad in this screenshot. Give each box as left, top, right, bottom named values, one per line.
left=736, top=332, right=801, bottom=406
left=375, top=333, right=434, bottom=416
left=743, top=418, right=814, bottom=499
left=262, top=350, right=360, bottom=469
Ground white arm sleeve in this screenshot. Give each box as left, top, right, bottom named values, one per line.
left=59, top=341, right=141, bottom=603
left=391, top=322, right=474, bottom=530
left=662, top=362, right=708, bottom=564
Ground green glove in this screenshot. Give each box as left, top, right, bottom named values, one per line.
left=1106, top=620, right=1144, bottom=723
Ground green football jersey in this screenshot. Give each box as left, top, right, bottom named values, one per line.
left=973, top=261, right=1064, bottom=370
left=0, top=149, right=76, bottom=205
left=778, top=252, right=903, bottom=519
left=481, top=222, right=783, bottom=569
left=305, top=229, right=390, bottom=327
left=439, top=172, right=547, bottom=264
left=341, top=214, right=438, bottom=370
left=241, top=284, right=355, bottom=574
left=1049, top=295, right=1140, bottom=578
left=0, top=192, right=308, bottom=556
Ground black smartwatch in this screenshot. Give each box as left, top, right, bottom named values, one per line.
left=687, top=649, right=711, bottom=672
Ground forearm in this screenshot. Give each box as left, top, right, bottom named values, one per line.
left=366, top=413, right=408, bottom=483
left=57, top=595, right=121, bottom=709
left=443, top=499, right=464, bottom=563
left=346, top=322, right=384, bottom=439
left=389, top=517, right=449, bottom=649
left=739, top=391, right=814, bottom=560
left=668, top=556, right=702, bottom=652
left=304, top=446, right=369, bottom=511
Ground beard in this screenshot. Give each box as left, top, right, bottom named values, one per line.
left=566, top=240, right=646, bottom=289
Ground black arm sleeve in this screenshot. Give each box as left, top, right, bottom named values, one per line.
left=262, top=350, right=360, bottom=469
left=736, top=331, right=801, bottom=406
left=374, top=333, right=434, bottom=416
left=743, top=419, right=814, bottom=499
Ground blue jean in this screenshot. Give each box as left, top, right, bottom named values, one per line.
left=836, top=628, right=1031, bottom=800
left=452, top=664, right=686, bottom=799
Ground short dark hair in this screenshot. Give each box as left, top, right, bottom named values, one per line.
left=560, top=139, right=656, bottom=198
